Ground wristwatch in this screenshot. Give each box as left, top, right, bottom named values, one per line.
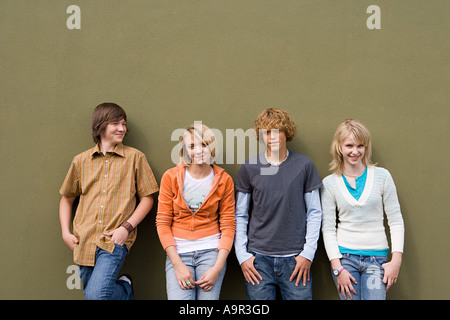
left=333, top=266, right=344, bottom=276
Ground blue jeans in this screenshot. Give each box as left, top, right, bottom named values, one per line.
left=245, top=254, right=312, bottom=300
left=78, top=243, right=133, bottom=300
left=332, top=253, right=387, bottom=300
left=165, top=248, right=226, bottom=300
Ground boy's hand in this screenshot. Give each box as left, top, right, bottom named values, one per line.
left=62, top=231, right=79, bottom=250
left=104, top=227, right=128, bottom=245
left=289, top=255, right=311, bottom=287
left=241, top=256, right=263, bottom=285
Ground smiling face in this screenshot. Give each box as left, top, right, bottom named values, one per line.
left=340, top=134, right=366, bottom=168
left=330, top=119, right=375, bottom=175
left=183, top=133, right=212, bottom=165
left=100, top=118, right=127, bottom=147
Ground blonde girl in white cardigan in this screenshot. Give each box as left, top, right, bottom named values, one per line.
left=321, top=119, right=404, bottom=300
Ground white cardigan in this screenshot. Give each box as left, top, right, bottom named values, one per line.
left=321, top=166, right=405, bottom=261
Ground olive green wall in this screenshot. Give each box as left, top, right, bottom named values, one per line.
left=1, top=0, right=448, bottom=299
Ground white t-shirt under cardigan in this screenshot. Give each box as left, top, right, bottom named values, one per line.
left=321, top=166, right=405, bottom=261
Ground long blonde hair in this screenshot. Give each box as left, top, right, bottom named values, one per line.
left=329, top=119, right=376, bottom=175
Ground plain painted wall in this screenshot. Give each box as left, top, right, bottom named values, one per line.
left=0, top=0, right=449, bottom=299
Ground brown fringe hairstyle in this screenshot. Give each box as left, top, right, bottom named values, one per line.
left=91, top=102, right=128, bottom=144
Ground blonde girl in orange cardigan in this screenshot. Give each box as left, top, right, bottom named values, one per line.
left=156, top=123, right=235, bottom=300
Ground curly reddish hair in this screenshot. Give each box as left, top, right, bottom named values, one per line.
left=254, top=108, right=297, bottom=141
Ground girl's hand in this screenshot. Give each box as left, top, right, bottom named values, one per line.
left=174, top=263, right=195, bottom=290
left=382, top=252, right=402, bottom=291
left=196, top=266, right=221, bottom=291
left=336, top=269, right=358, bottom=300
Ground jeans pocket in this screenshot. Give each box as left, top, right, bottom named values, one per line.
left=113, top=242, right=129, bottom=256
left=288, top=256, right=298, bottom=271
left=342, top=253, right=351, bottom=259
left=253, top=253, right=261, bottom=270
left=340, top=253, right=352, bottom=266
left=371, top=255, right=387, bottom=268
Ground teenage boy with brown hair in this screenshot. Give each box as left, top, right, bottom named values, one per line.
left=59, top=102, right=159, bottom=299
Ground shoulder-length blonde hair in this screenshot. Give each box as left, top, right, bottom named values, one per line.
left=329, top=119, right=377, bottom=175
left=178, top=123, right=218, bottom=166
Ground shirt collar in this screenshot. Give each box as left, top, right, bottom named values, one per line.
left=92, top=143, right=125, bottom=157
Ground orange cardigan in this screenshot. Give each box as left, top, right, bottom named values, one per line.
left=156, top=163, right=236, bottom=252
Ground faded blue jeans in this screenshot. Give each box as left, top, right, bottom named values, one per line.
left=165, top=248, right=226, bottom=300
left=245, top=253, right=313, bottom=300
left=78, top=243, right=133, bottom=300
left=332, top=253, right=387, bottom=300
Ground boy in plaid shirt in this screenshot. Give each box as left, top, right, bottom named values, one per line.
left=59, top=103, right=159, bottom=299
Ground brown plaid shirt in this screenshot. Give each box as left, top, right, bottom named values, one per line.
left=60, top=143, right=159, bottom=266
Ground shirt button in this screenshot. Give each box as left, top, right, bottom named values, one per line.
left=99, top=220, right=102, bottom=224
